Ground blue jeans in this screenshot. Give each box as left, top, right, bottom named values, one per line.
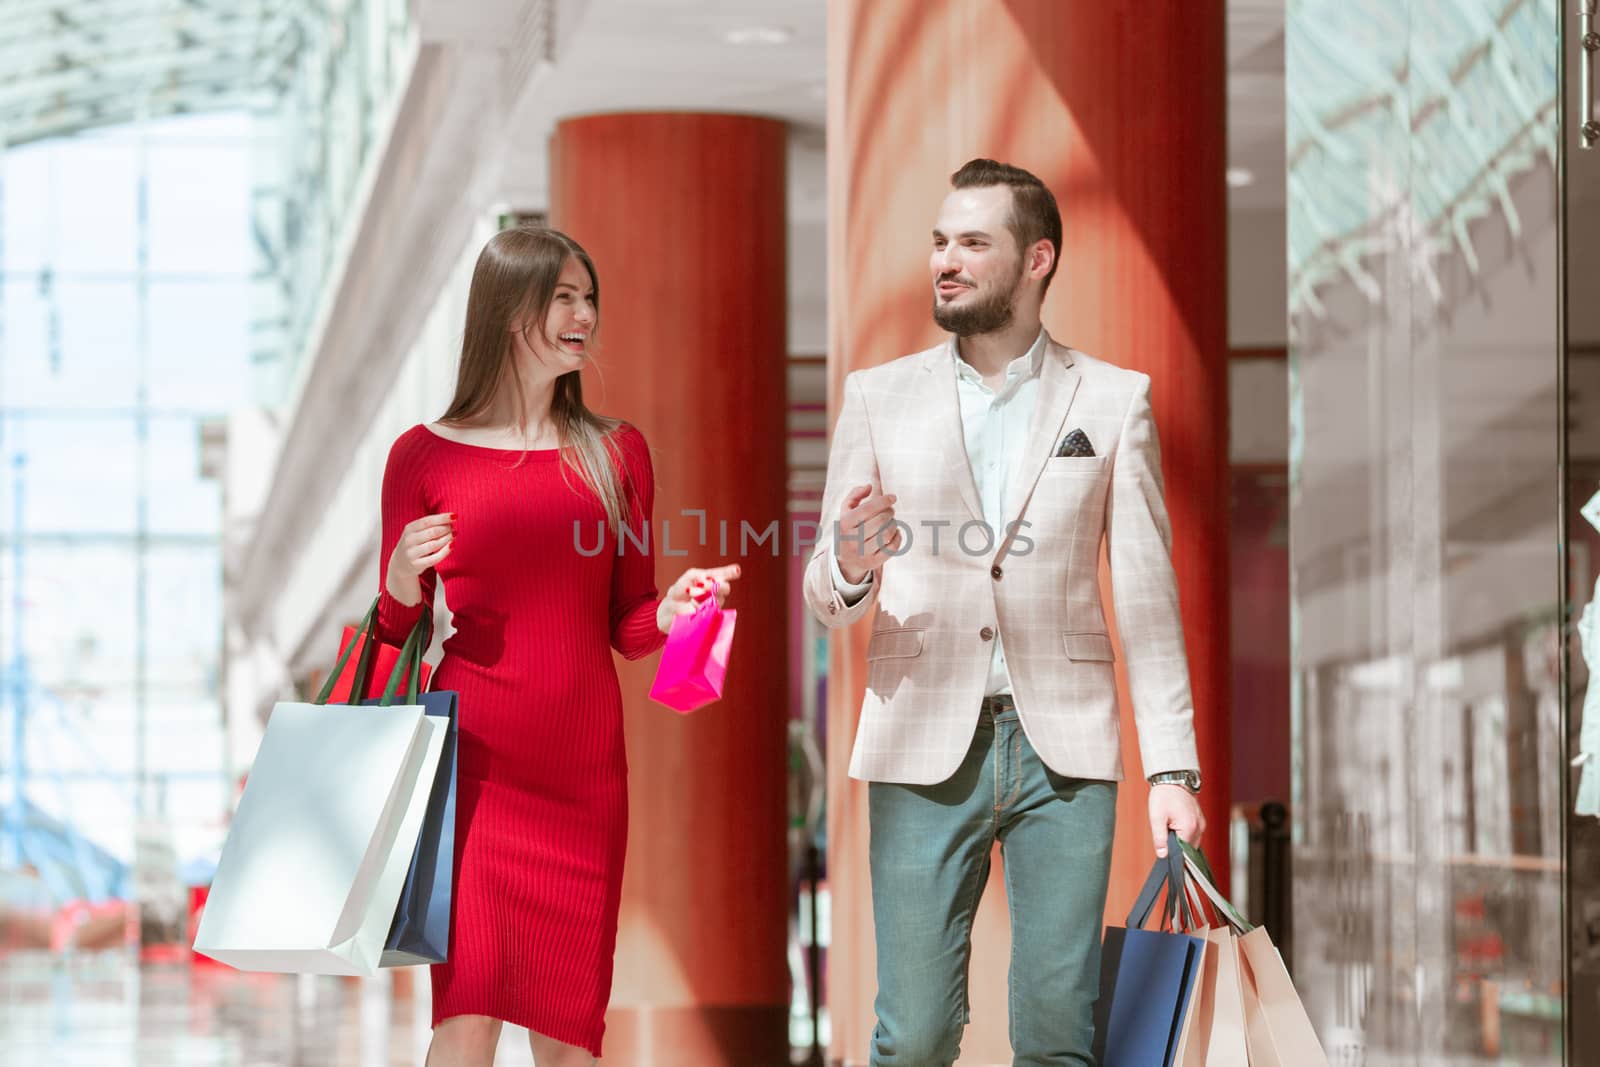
left=868, top=704, right=1117, bottom=1067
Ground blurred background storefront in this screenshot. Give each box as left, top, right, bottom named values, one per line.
left=1286, top=1, right=1588, bottom=1062
left=0, top=0, right=1594, bottom=1064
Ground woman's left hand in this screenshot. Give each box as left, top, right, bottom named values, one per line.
left=657, top=563, right=741, bottom=634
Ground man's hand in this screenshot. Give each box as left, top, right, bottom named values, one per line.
left=836, top=484, right=901, bottom=584
left=1149, top=785, right=1205, bottom=858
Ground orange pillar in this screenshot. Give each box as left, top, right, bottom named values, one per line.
left=551, top=113, right=790, bottom=1066
left=826, top=2, right=1230, bottom=1062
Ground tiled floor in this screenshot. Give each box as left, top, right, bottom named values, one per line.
left=0, top=948, right=1562, bottom=1066
left=0, top=949, right=539, bottom=1066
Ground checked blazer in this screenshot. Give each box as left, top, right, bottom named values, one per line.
left=803, top=334, right=1201, bottom=786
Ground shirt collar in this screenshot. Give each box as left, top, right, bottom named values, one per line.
left=950, top=327, right=1049, bottom=388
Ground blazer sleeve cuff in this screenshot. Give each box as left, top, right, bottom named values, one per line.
left=830, top=553, right=875, bottom=604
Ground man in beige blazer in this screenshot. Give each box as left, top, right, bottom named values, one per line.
left=804, top=159, right=1205, bottom=1066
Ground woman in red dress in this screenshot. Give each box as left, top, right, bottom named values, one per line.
left=374, top=226, right=738, bottom=1066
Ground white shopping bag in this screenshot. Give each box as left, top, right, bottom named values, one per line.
left=193, top=701, right=445, bottom=976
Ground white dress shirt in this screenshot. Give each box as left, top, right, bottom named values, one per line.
left=832, top=327, right=1049, bottom=696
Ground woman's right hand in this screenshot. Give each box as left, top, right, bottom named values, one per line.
left=385, top=512, right=455, bottom=605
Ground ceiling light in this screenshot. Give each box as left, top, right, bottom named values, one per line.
left=1226, top=167, right=1255, bottom=188
left=724, top=25, right=792, bottom=46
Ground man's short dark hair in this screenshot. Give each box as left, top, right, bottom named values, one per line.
left=950, top=158, right=1062, bottom=292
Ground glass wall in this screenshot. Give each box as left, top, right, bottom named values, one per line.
left=1562, top=0, right=1600, bottom=1060
left=0, top=114, right=255, bottom=941
left=1288, top=1, right=1564, bottom=1062
left=251, top=0, right=415, bottom=406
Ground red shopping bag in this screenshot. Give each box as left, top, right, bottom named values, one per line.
left=326, top=618, right=432, bottom=702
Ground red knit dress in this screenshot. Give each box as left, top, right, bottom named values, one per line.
left=374, top=423, right=664, bottom=1056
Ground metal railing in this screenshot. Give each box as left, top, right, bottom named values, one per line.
left=1231, top=800, right=1294, bottom=971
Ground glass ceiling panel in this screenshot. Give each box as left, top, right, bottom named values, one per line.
left=2, top=0, right=420, bottom=409
left=1287, top=0, right=1557, bottom=313
left=0, top=0, right=275, bottom=148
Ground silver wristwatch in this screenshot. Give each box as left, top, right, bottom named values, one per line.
left=1147, top=770, right=1201, bottom=794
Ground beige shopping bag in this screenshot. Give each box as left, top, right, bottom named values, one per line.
left=1172, top=922, right=1215, bottom=1064
left=1173, top=860, right=1253, bottom=1066
left=1181, top=844, right=1328, bottom=1067
left=1175, top=925, right=1253, bottom=1066
left=1237, top=925, right=1330, bottom=1067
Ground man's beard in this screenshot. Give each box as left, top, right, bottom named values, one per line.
left=931, top=261, right=1025, bottom=337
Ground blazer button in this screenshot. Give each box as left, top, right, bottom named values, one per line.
left=991, top=564, right=1003, bottom=580
left=979, top=626, right=995, bottom=641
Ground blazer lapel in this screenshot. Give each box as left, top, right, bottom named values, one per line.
left=923, top=346, right=984, bottom=523
left=1004, top=342, right=1081, bottom=534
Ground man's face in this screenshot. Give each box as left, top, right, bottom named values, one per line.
left=930, top=185, right=1026, bottom=337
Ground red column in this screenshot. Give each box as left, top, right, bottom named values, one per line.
left=551, top=113, right=790, bottom=1066
left=826, top=2, right=1229, bottom=1060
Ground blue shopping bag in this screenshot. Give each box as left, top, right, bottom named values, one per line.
left=360, top=610, right=457, bottom=967
left=1092, top=832, right=1207, bottom=1067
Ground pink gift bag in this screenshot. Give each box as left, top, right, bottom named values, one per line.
left=649, top=581, right=737, bottom=713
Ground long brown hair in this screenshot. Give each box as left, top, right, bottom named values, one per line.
left=439, top=226, right=632, bottom=534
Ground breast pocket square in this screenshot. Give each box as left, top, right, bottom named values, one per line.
left=1054, top=428, right=1096, bottom=457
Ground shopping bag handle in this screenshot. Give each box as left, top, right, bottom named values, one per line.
left=1127, top=861, right=1165, bottom=928
left=379, top=609, right=434, bottom=706
left=313, top=597, right=382, bottom=705
left=1177, top=866, right=1234, bottom=934
left=1183, top=878, right=1210, bottom=930
left=666, top=579, right=727, bottom=662
left=407, top=610, right=433, bottom=696
left=1168, top=837, right=1196, bottom=931
left=1179, top=843, right=1254, bottom=934
left=1127, top=831, right=1196, bottom=931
